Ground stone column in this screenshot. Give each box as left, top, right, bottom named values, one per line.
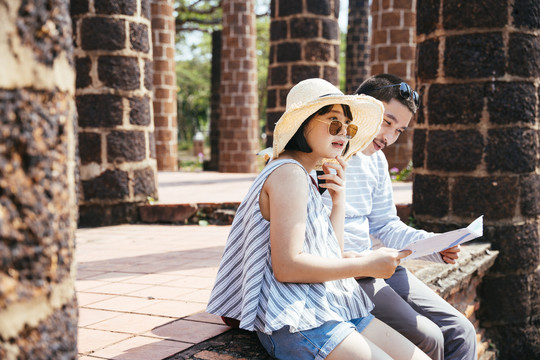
left=414, top=0, right=540, bottom=358
left=151, top=0, right=178, bottom=171
left=219, top=0, right=259, bottom=173
left=0, top=1, right=78, bottom=358
left=370, top=0, right=416, bottom=171
left=72, top=0, right=158, bottom=226
left=346, top=0, right=371, bottom=94
left=205, top=30, right=222, bottom=171
left=266, top=0, right=341, bottom=146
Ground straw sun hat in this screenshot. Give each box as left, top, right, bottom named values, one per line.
left=272, top=78, right=384, bottom=162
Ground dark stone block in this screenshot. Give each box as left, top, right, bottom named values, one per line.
left=480, top=273, right=532, bottom=324
left=487, top=82, right=536, bottom=125
left=70, top=0, right=89, bottom=16
left=269, top=66, right=288, bottom=85
left=79, top=132, right=101, bottom=165
left=75, top=56, right=92, bottom=88
left=130, top=23, right=149, bottom=53
left=416, top=0, right=439, bottom=35
left=452, top=176, right=518, bottom=220
left=484, top=324, right=540, bottom=360
left=270, top=20, right=287, bottom=42
left=307, top=0, right=331, bottom=15
left=412, top=175, right=449, bottom=217
left=512, top=0, right=540, bottom=30
left=443, top=1, right=507, bottom=29
left=82, top=169, right=129, bottom=200
left=141, top=0, right=151, bottom=20
left=78, top=203, right=140, bottom=227
left=426, top=130, right=483, bottom=171
left=268, top=44, right=276, bottom=64
left=444, top=33, right=505, bottom=79
left=521, top=174, right=540, bottom=216
left=133, top=167, right=156, bottom=196
left=129, top=96, right=151, bottom=126
left=322, top=19, right=339, bottom=40
left=278, top=0, right=303, bottom=16
left=291, top=65, right=320, bottom=83
left=412, top=129, right=426, bottom=168
left=266, top=112, right=282, bottom=132
left=290, top=18, right=319, bottom=39
left=139, top=203, right=197, bottom=223
left=95, top=0, right=136, bottom=15
left=323, top=66, right=338, bottom=84
left=277, top=42, right=301, bottom=62
left=149, top=132, right=156, bottom=159
left=81, top=18, right=125, bottom=51
left=508, top=33, right=540, bottom=77
left=106, top=131, right=146, bottom=163
left=305, top=41, right=332, bottom=62
left=427, top=84, right=483, bottom=125
left=267, top=89, right=277, bottom=109
left=76, top=94, right=123, bottom=128
left=483, top=223, right=539, bottom=272
left=144, top=60, right=153, bottom=91
left=485, top=128, right=537, bottom=173
left=98, top=56, right=140, bottom=90
left=417, top=39, right=439, bottom=80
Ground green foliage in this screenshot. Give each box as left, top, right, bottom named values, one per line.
left=389, top=161, right=413, bottom=182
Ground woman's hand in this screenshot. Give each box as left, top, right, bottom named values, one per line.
left=356, top=248, right=412, bottom=279
left=318, top=156, right=347, bottom=206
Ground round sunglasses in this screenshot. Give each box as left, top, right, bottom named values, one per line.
left=314, top=118, right=358, bottom=139
left=371, top=82, right=419, bottom=106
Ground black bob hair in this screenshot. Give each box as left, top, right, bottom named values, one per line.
left=284, top=104, right=353, bottom=154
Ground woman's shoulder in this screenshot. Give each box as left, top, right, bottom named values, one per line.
left=264, top=160, right=310, bottom=194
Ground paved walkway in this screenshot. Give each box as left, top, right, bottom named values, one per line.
left=76, top=171, right=412, bottom=359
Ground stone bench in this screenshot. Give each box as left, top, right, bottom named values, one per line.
left=171, top=242, right=498, bottom=360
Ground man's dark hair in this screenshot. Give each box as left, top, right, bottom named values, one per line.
left=284, top=104, right=352, bottom=153
left=354, top=74, right=418, bottom=114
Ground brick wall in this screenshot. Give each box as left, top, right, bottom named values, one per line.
left=414, top=0, right=540, bottom=357
left=219, top=0, right=259, bottom=173
left=370, top=0, right=416, bottom=171
left=72, top=0, right=158, bottom=226
left=151, top=0, right=178, bottom=171
left=346, top=0, right=371, bottom=94
left=0, top=1, right=78, bottom=357
left=266, top=0, right=341, bottom=146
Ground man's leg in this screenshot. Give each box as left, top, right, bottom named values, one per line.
left=385, top=266, right=478, bottom=360
left=357, top=277, right=444, bottom=360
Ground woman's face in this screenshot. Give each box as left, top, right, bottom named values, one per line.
left=304, top=104, right=352, bottom=159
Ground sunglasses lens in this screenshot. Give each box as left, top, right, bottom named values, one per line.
left=347, top=124, right=358, bottom=139
left=399, top=82, right=411, bottom=98
left=328, top=120, right=342, bottom=136
left=412, top=91, right=419, bottom=106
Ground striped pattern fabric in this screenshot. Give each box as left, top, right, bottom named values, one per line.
left=207, top=159, right=374, bottom=334
left=322, top=152, right=442, bottom=263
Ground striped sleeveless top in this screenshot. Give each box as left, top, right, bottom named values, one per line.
left=206, top=159, right=374, bottom=334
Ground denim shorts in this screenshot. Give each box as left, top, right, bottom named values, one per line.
left=256, top=314, right=374, bottom=360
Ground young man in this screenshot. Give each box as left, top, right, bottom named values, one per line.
left=323, top=74, right=477, bottom=360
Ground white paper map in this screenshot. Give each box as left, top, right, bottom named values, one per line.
left=401, top=216, right=484, bottom=260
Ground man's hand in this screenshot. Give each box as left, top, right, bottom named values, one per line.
left=440, top=245, right=461, bottom=264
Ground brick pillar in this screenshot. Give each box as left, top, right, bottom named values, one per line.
left=204, top=30, right=222, bottom=171
left=73, top=0, right=158, bottom=227
left=0, top=1, right=78, bottom=358
left=346, top=0, right=371, bottom=94
left=151, top=0, right=178, bottom=171
left=414, top=0, right=540, bottom=358
left=370, top=0, right=416, bottom=171
left=266, top=0, right=341, bottom=146
left=219, top=0, right=259, bottom=173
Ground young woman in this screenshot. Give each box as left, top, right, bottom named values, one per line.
left=207, top=78, right=429, bottom=360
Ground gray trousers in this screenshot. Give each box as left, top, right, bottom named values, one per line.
left=357, top=266, right=477, bottom=360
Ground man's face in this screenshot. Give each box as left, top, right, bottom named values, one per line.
left=362, top=98, right=413, bottom=156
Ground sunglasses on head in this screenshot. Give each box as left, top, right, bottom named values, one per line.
left=371, top=82, right=419, bottom=106
left=314, top=118, right=358, bottom=139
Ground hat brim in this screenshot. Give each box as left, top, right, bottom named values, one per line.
left=273, top=94, right=384, bottom=164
